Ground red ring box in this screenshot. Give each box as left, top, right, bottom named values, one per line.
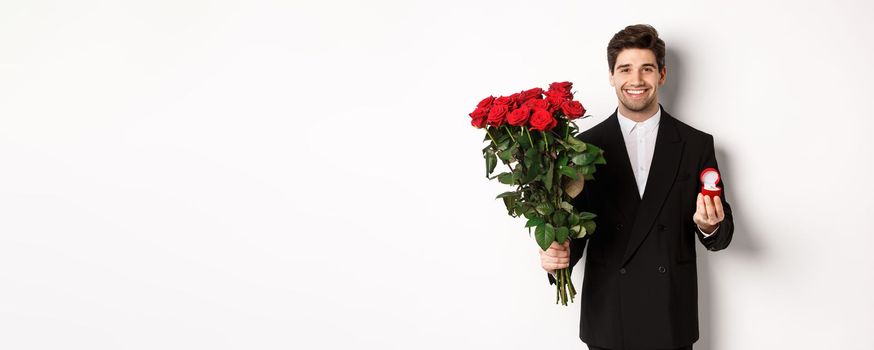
left=700, top=168, right=721, bottom=198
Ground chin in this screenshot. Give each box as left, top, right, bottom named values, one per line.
left=621, top=99, right=655, bottom=112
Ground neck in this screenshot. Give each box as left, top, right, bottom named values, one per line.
left=618, top=102, right=660, bottom=122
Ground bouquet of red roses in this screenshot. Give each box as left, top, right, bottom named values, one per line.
left=469, top=81, right=605, bottom=306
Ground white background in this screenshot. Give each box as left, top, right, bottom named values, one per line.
left=1, top=1, right=873, bottom=349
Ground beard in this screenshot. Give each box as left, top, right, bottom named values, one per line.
left=617, top=89, right=657, bottom=112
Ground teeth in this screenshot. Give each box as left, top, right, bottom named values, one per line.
left=626, top=89, right=645, bottom=95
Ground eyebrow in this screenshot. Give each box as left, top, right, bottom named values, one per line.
left=616, top=63, right=658, bottom=69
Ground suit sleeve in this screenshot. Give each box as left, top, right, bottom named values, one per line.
left=697, top=135, right=734, bottom=252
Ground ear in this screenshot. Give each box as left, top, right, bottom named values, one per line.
left=659, top=66, right=667, bottom=86
left=609, top=69, right=615, bottom=87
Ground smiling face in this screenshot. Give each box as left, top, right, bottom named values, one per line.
left=609, top=48, right=666, bottom=121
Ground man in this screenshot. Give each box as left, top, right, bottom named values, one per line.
left=539, top=24, right=734, bottom=350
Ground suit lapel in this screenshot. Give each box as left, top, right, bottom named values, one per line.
left=620, top=108, right=685, bottom=266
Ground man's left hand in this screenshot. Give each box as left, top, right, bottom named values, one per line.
left=693, top=193, right=724, bottom=233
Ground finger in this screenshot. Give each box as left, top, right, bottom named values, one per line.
left=543, top=259, right=567, bottom=269
left=550, top=241, right=567, bottom=251
left=546, top=249, right=569, bottom=258
left=704, top=195, right=717, bottom=222
left=551, top=256, right=569, bottom=264
left=714, top=195, right=725, bottom=220
left=696, top=193, right=705, bottom=217
left=546, top=262, right=569, bottom=270
left=546, top=246, right=570, bottom=256
left=542, top=256, right=568, bottom=267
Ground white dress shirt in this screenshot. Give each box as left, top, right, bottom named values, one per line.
left=617, top=109, right=660, bottom=199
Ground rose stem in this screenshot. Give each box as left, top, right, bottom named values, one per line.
left=485, top=128, right=498, bottom=148
left=504, top=125, right=516, bottom=143
left=526, top=128, right=534, bottom=148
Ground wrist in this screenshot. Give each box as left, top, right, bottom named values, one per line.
left=698, top=223, right=718, bottom=235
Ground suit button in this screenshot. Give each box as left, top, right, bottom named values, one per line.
left=657, top=224, right=666, bottom=231
left=616, top=224, right=624, bottom=231
left=619, top=268, right=627, bottom=274
left=658, top=266, right=666, bottom=274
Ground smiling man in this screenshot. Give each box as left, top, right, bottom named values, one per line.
left=539, top=24, right=734, bottom=350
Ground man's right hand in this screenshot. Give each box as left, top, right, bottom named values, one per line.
left=540, top=240, right=570, bottom=273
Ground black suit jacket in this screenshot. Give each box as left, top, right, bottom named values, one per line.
left=548, top=106, right=734, bottom=349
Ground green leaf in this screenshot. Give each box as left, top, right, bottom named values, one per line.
left=495, top=191, right=518, bottom=199
left=517, top=204, right=535, bottom=218
left=582, top=220, right=596, bottom=236
left=535, top=202, right=554, bottom=216
left=497, top=172, right=516, bottom=185
left=544, top=223, right=556, bottom=246
left=558, top=165, right=578, bottom=179
left=498, top=149, right=512, bottom=162
left=568, top=213, right=580, bottom=227
left=524, top=147, right=538, bottom=167
left=578, top=212, right=597, bottom=220
left=557, top=153, right=568, bottom=167
left=522, top=158, right=541, bottom=184
left=576, top=165, right=593, bottom=176
left=544, top=162, right=554, bottom=190
left=526, top=217, right=544, bottom=228
left=518, top=129, right=532, bottom=149
left=560, top=201, right=575, bottom=212
left=485, top=152, right=497, bottom=177
left=585, top=143, right=602, bottom=154
left=535, top=225, right=550, bottom=251
left=552, top=211, right=567, bottom=227
left=556, top=226, right=569, bottom=244
left=571, top=153, right=593, bottom=166
left=594, top=153, right=607, bottom=165
left=565, top=136, right=587, bottom=152
left=502, top=196, right=516, bottom=216
left=571, top=225, right=586, bottom=239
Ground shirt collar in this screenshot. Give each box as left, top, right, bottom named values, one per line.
left=617, top=107, right=662, bottom=137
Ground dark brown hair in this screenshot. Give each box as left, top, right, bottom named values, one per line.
left=607, top=24, right=666, bottom=73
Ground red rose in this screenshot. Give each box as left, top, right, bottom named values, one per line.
left=487, top=105, right=509, bottom=126
left=524, top=99, right=548, bottom=110
left=477, top=96, right=495, bottom=108
left=469, top=106, right=490, bottom=128
left=470, top=106, right=489, bottom=119
left=548, top=81, right=573, bottom=95
left=518, top=88, right=543, bottom=102
left=494, top=96, right=514, bottom=106
left=560, top=100, right=586, bottom=119
left=546, top=92, right=566, bottom=113
left=509, top=93, right=522, bottom=108
left=471, top=117, right=487, bottom=128
left=529, top=108, right=557, bottom=131
left=507, top=106, right=531, bottom=126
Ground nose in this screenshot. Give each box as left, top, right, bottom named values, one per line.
left=630, top=70, right=644, bottom=85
